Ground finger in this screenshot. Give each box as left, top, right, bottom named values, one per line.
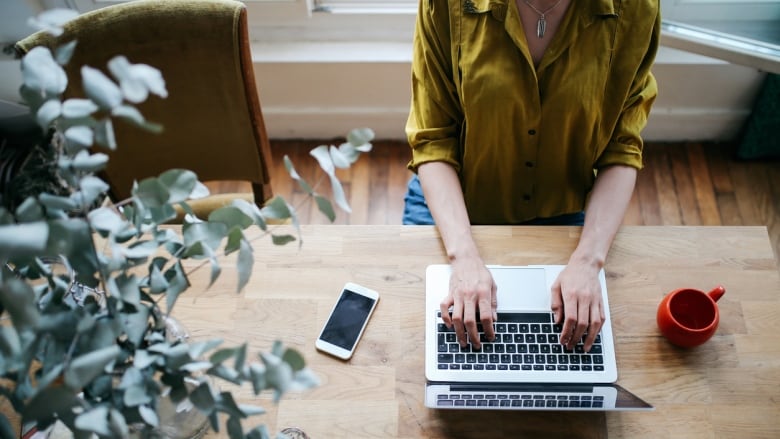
left=440, top=297, right=454, bottom=327
left=583, top=303, right=603, bottom=352
left=560, top=295, right=577, bottom=348
left=463, top=300, right=480, bottom=348
left=491, top=282, right=498, bottom=322
left=450, top=301, right=467, bottom=347
left=479, top=296, right=495, bottom=342
left=570, top=302, right=590, bottom=349
left=550, top=279, right=563, bottom=324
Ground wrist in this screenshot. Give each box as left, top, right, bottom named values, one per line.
left=568, top=248, right=605, bottom=270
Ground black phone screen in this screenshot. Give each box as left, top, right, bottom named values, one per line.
left=319, top=289, right=376, bottom=350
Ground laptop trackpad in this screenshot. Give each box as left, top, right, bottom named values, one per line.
left=490, top=267, right=550, bottom=311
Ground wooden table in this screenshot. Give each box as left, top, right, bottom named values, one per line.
left=176, top=225, right=780, bottom=438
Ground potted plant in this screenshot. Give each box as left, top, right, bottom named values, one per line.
left=0, top=9, right=373, bottom=439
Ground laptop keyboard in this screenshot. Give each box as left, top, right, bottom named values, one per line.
left=436, top=392, right=605, bottom=408
left=436, top=311, right=605, bottom=372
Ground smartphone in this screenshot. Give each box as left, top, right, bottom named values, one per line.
left=315, top=282, right=380, bottom=360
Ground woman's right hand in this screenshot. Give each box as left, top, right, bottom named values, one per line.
left=440, top=257, right=497, bottom=349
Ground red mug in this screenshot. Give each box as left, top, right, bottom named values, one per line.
left=657, top=286, right=725, bottom=348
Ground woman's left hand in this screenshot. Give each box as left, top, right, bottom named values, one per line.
left=550, top=260, right=605, bottom=353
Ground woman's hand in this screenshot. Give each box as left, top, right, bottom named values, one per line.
left=440, top=257, right=497, bottom=349
left=550, top=259, right=605, bottom=352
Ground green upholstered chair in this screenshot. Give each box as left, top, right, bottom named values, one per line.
left=14, top=0, right=274, bottom=219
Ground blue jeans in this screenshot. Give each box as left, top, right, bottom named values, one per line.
left=402, top=174, right=585, bottom=226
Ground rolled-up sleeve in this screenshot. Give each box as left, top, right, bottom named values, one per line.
left=406, top=0, right=463, bottom=173
left=596, top=6, right=660, bottom=171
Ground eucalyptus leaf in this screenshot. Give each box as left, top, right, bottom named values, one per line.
left=237, top=239, right=253, bottom=293
left=189, top=381, right=216, bottom=412
left=111, top=104, right=146, bottom=126
left=227, top=415, right=243, bottom=439
left=329, top=144, right=351, bottom=169
left=74, top=406, right=111, bottom=436
left=139, top=404, right=159, bottom=427
left=36, top=99, right=61, bottom=128
left=21, top=47, right=67, bottom=95
left=114, top=273, right=141, bottom=306
left=78, top=175, right=110, bottom=206
left=283, top=155, right=313, bottom=194
left=81, top=65, right=123, bottom=110
left=0, top=222, right=49, bottom=259
left=39, top=193, right=77, bottom=211
left=314, top=195, right=335, bottom=222
left=149, top=264, right=169, bottom=294
left=347, top=127, right=375, bottom=150
left=108, top=408, right=129, bottom=438
left=0, top=278, right=40, bottom=333
left=15, top=197, right=44, bottom=222
left=134, top=177, right=170, bottom=208
left=309, top=144, right=335, bottom=175
left=133, top=349, right=158, bottom=369
left=248, top=363, right=267, bottom=394
left=0, top=414, right=15, bottom=439
left=259, top=196, right=292, bottom=221
left=123, top=305, right=151, bottom=347
left=27, top=8, right=79, bottom=36
left=182, top=222, right=227, bottom=251
left=55, top=40, right=78, bottom=65
left=108, top=56, right=168, bottom=103
left=238, top=404, right=266, bottom=416
left=94, top=117, right=117, bottom=150
left=189, top=338, right=222, bottom=360
left=164, top=262, right=188, bottom=312
left=69, top=150, right=108, bottom=173
left=158, top=169, right=198, bottom=203
left=64, top=345, right=121, bottom=390
left=22, top=386, right=83, bottom=423
left=281, top=349, right=306, bottom=372
left=208, top=206, right=253, bottom=231
left=270, top=234, right=296, bottom=246
left=62, top=98, right=98, bottom=118
left=124, top=385, right=152, bottom=406
left=328, top=174, right=351, bottom=213
left=87, top=206, right=126, bottom=235
left=209, top=256, right=221, bottom=287
left=64, top=126, right=94, bottom=148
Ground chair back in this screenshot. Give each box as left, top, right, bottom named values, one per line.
left=15, top=0, right=273, bottom=207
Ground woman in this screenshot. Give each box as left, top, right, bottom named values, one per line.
left=404, top=0, right=660, bottom=352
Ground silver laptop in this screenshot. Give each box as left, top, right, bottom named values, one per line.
left=424, top=264, right=652, bottom=411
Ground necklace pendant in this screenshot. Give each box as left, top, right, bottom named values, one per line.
left=537, top=16, right=546, bottom=38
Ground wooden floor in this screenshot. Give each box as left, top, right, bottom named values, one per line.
left=250, top=140, right=780, bottom=264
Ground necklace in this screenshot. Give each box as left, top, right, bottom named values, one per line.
left=523, top=0, right=564, bottom=38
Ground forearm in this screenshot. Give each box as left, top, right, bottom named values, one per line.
left=571, top=165, right=637, bottom=268
left=417, top=162, right=480, bottom=263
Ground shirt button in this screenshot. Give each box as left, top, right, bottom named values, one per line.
left=525, top=161, right=535, bottom=168
left=528, top=129, right=537, bottom=135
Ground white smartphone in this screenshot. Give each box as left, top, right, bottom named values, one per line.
left=315, top=282, right=380, bottom=360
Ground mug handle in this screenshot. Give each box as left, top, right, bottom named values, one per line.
left=708, top=285, right=726, bottom=302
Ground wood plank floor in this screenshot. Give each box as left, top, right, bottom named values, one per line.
left=220, top=140, right=780, bottom=266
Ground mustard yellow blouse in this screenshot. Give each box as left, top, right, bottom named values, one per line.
left=406, top=0, right=660, bottom=224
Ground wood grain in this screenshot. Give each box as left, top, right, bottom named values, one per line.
left=166, top=225, right=780, bottom=438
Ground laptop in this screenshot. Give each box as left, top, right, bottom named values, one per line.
left=424, top=264, right=652, bottom=411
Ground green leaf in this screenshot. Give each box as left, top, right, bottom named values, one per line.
left=108, top=56, right=168, bottom=103
left=64, top=126, right=94, bottom=148
left=111, top=104, right=146, bottom=125
left=209, top=347, right=238, bottom=365
left=114, top=273, right=141, bottom=306
left=81, top=65, right=122, bottom=110
left=314, top=195, right=336, bottom=222
left=64, top=345, right=121, bottom=390
left=260, top=196, right=292, bottom=220
left=36, top=99, right=61, bottom=128
left=62, top=98, right=98, bottom=118
left=0, top=324, right=22, bottom=360
left=234, top=344, right=247, bottom=371
left=182, top=222, right=227, bottom=251
left=227, top=415, right=243, bottom=439
left=208, top=364, right=241, bottom=384
left=123, top=305, right=151, bottom=347
left=347, top=127, right=375, bottom=150
left=94, top=118, right=117, bottom=150
left=68, top=150, right=107, bottom=172
left=39, top=192, right=77, bottom=211
left=27, top=9, right=79, bottom=37
left=108, top=408, right=129, bottom=438
left=55, top=40, right=77, bottom=65
left=124, top=385, right=152, bottom=406
left=87, top=206, right=126, bottom=235
left=229, top=199, right=266, bottom=229
left=139, top=405, right=159, bottom=427
left=21, top=46, right=67, bottom=95
left=0, top=414, right=15, bottom=439
left=309, top=144, right=335, bottom=175
left=238, top=404, right=266, bottom=416
left=237, top=239, right=253, bottom=293
left=328, top=174, right=351, bottom=213
left=189, top=381, right=216, bottom=412
left=165, top=262, right=188, bottom=312
left=189, top=338, right=222, bottom=359
left=149, top=263, right=169, bottom=294
left=0, top=222, right=49, bottom=259
left=208, top=206, right=253, bottom=230
left=134, top=177, right=170, bottom=208
left=15, top=197, right=44, bottom=222
left=0, top=278, right=40, bottom=332
left=78, top=175, right=110, bottom=206
left=123, top=240, right=158, bottom=260
left=246, top=425, right=271, bottom=439
left=248, top=363, right=267, bottom=394
left=225, top=227, right=242, bottom=255
left=282, top=348, right=306, bottom=372
left=329, top=144, right=351, bottom=169
left=22, top=386, right=82, bottom=422
left=283, top=155, right=314, bottom=194
left=209, top=256, right=221, bottom=288
left=271, top=234, right=296, bottom=246
left=158, top=169, right=198, bottom=203
left=74, top=406, right=111, bottom=436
